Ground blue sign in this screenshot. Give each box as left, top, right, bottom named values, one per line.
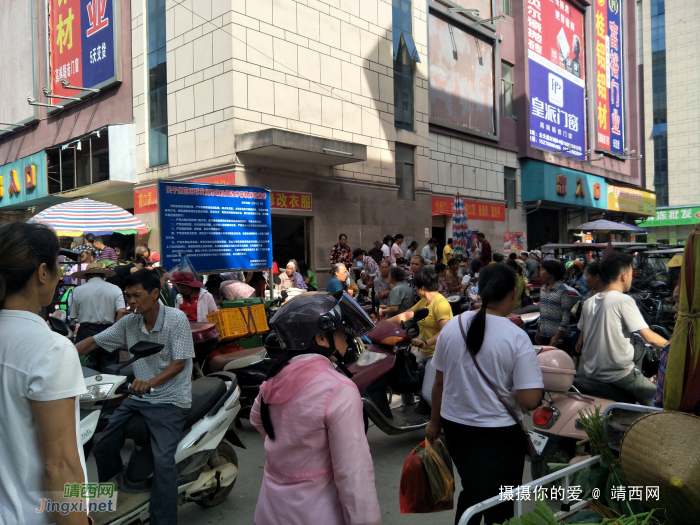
left=158, top=182, right=273, bottom=272
left=0, top=152, right=48, bottom=209
left=528, top=53, right=586, bottom=158
left=80, top=0, right=116, bottom=88
left=521, top=160, right=608, bottom=210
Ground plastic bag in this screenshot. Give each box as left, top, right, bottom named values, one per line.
left=399, top=439, right=455, bottom=514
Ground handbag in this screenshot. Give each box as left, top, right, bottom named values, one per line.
left=456, top=313, right=539, bottom=457
left=389, top=347, right=423, bottom=393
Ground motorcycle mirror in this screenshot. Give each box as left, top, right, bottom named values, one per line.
left=48, top=316, right=70, bottom=335
left=413, top=308, right=429, bottom=322
left=128, top=341, right=165, bottom=357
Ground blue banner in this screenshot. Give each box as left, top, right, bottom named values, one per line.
left=80, top=0, right=116, bottom=88
left=158, top=182, right=273, bottom=272
left=528, top=54, right=586, bottom=157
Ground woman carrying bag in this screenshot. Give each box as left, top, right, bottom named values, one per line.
left=425, top=264, right=543, bottom=525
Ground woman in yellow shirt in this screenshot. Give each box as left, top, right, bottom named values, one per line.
left=442, top=238, right=454, bottom=265
left=387, top=270, right=453, bottom=410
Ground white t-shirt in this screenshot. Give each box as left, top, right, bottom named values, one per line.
left=432, top=312, right=543, bottom=427
left=381, top=244, right=390, bottom=260
left=578, top=291, right=648, bottom=382
left=0, top=310, right=87, bottom=524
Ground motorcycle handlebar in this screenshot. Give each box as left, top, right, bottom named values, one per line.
left=116, top=383, right=154, bottom=398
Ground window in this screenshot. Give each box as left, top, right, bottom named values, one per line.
left=148, top=0, right=168, bottom=167
left=395, top=144, right=415, bottom=201
left=504, top=167, right=516, bottom=209
left=47, top=130, right=110, bottom=194
left=394, top=44, right=414, bottom=130
left=501, top=62, right=514, bottom=119
left=650, top=0, right=667, bottom=204
left=499, top=0, right=512, bottom=16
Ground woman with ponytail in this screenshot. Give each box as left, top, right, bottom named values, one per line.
left=0, top=223, right=91, bottom=525
left=249, top=293, right=381, bottom=525
left=424, top=263, right=543, bottom=525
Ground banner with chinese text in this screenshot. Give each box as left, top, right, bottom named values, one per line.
left=527, top=0, right=586, bottom=157
left=48, top=0, right=117, bottom=105
left=270, top=191, right=312, bottom=211
left=134, top=173, right=236, bottom=214
left=595, top=0, right=625, bottom=154
left=431, top=197, right=505, bottom=221
left=637, top=206, right=700, bottom=227
left=606, top=185, right=655, bottom=216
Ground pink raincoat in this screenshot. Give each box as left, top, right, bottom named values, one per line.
left=250, top=354, right=382, bottom=525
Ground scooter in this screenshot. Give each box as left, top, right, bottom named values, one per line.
left=85, top=342, right=245, bottom=525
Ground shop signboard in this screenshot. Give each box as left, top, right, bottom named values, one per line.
left=158, top=181, right=272, bottom=272
left=431, top=197, right=505, bottom=221
left=270, top=191, right=312, bottom=211
left=594, top=0, right=625, bottom=154
left=134, top=173, right=237, bottom=214
left=637, top=205, right=700, bottom=227
left=520, top=161, right=608, bottom=209
left=606, top=185, right=655, bottom=216
left=0, top=152, right=48, bottom=208
left=48, top=0, right=119, bottom=106
left=527, top=0, right=586, bottom=157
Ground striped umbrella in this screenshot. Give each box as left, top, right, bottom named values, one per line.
left=452, top=194, right=469, bottom=256
left=30, top=198, right=150, bottom=237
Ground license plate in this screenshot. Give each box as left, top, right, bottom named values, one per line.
left=527, top=430, right=549, bottom=455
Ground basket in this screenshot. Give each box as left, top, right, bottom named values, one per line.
left=221, top=298, right=271, bottom=309
left=206, top=304, right=269, bottom=341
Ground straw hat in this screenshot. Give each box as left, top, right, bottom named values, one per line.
left=620, top=411, right=700, bottom=522
left=70, top=262, right=116, bottom=279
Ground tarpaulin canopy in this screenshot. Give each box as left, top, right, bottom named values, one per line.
left=30, top=198, right=150, bottom=237
left=570, top=219, right=649, bottom=232
left=452, top=195, right=469, bottom=256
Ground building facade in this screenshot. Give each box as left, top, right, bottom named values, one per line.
left=638, top=0, right=700, bottom=243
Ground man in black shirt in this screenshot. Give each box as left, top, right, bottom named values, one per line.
left=368, top=240, right=384, bottom=265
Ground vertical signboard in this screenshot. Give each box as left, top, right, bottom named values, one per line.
left=158, top=182, right=273, bottom=272
left=527, top=0, right=586, bottom=157
left=48, top=0, right=118, bottom=105
left=594, top=0, right=625, bottom=154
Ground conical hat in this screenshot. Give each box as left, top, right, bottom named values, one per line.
left=620, top=411, right=700, bottom=522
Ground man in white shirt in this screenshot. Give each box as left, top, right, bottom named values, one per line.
left=421, top=238, right=438, bottom=265
left=70, top=263, right=127, bottom=372
left=577, top=253, right=668, bottom=405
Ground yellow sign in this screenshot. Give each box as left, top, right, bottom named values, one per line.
left=607, top=185, right=656, bottom=216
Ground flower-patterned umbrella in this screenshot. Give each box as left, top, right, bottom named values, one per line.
left=452, top=194, right=469, bottom=256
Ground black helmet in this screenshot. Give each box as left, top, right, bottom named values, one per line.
left=269, top=292, right=374, bottom=351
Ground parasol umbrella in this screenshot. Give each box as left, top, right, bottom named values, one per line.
left=570, top=219, right=650, bottom=232
left=29, top=198, right=150, bottom=237
left=452, top=194, right=469, bottom=256
left=664, top=224, right=700, bottom=412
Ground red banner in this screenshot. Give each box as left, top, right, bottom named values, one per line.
left=271, top=191, right=312, bottom=211
left=431, top=197, right=505, bottom=221
left=134, top=173, right=236, bottom=214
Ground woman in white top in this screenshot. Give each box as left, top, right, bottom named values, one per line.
left=390, top=233, right=404, bottom=265
left=425, top=263, right=543, bottom=525
left=0, top=222, right=90, bottom=525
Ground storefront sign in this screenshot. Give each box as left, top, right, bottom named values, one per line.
left=521, top=160, right=608, bottom=209
left=669, top=232, right=677, bottom=246
left=595, top=0, right=625, bottom=154
left=48, top=0, right=119, bottom=105
left=158, top=181, right=272, bottom=272
left=606, top=185, right=655, bottom=216
left=431, top=197, right=505, bottom=222
left=271, top=191, right=312, bottom=211
left=0, top=153, right=48, bottom=208
left=504, top=232, right=524, bottom=250
left=527, top=0, right=586, bottom=157
left=134, top=172, right=237, bottom=214
left=637, top=205, right=700, bottom=227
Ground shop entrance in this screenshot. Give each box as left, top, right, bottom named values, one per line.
left=527, top=209, right=560, bottom=250
left=271, top=216, right=309, bottom=269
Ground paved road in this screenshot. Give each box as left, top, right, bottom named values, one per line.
left=87, top=413, right=543, bottom=524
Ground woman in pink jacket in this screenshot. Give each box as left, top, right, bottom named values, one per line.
left=250, top=293, right=382, bottom=525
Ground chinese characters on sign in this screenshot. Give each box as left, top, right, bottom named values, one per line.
left=270, top=191, right=313, bottom=211
left=49, top=0, right=116, bottom=105
left=134, top=173, right=237, bottom=214
left=431, top=197, right=505, bottom=221
left=607, top=185, right=655, bottom=216
left=595, top=0, right=625, bottom=154
left=638, top=206, right=700, bottom=227
left=527, top=0, right=586, bottom=157
left=158, top=182, right=273, bottom=272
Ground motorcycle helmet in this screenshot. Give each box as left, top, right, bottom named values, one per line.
left=269, top=291, right=375, bottom=351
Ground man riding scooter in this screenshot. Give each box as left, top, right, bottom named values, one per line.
left=75, top=269, right=195, bottom=525
left=577, top=253, right=668, bottom=406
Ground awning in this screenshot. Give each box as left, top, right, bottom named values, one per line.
left=637, top=205, right=700, bottom=228
left=570, top=219, right=649, bottom=232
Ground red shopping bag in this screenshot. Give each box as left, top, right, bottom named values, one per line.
left=399, top=440, right=455, bottom=514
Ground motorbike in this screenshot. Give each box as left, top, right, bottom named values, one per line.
left=82, top=341, right=245, bottom=525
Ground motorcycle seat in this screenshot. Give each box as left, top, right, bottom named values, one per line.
left=124, top=377, right=227, bottom=443
left=572, top=377, right=637, bottom=404
left=209, top=346, right=267, bottom=372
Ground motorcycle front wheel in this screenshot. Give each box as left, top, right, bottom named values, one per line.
left=195, top=441, right=239, bottom=508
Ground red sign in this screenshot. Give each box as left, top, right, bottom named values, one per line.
left=134, top=173, right=236, bottom=214
left=271, top=191, right=312, bottom=211
left=431, top=197, right=505, bottom=222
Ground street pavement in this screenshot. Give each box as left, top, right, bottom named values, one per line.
left=86, top=410, right=543, bottom=524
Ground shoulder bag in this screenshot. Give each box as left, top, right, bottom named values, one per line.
left=456, top=313, right=538, bottom=457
